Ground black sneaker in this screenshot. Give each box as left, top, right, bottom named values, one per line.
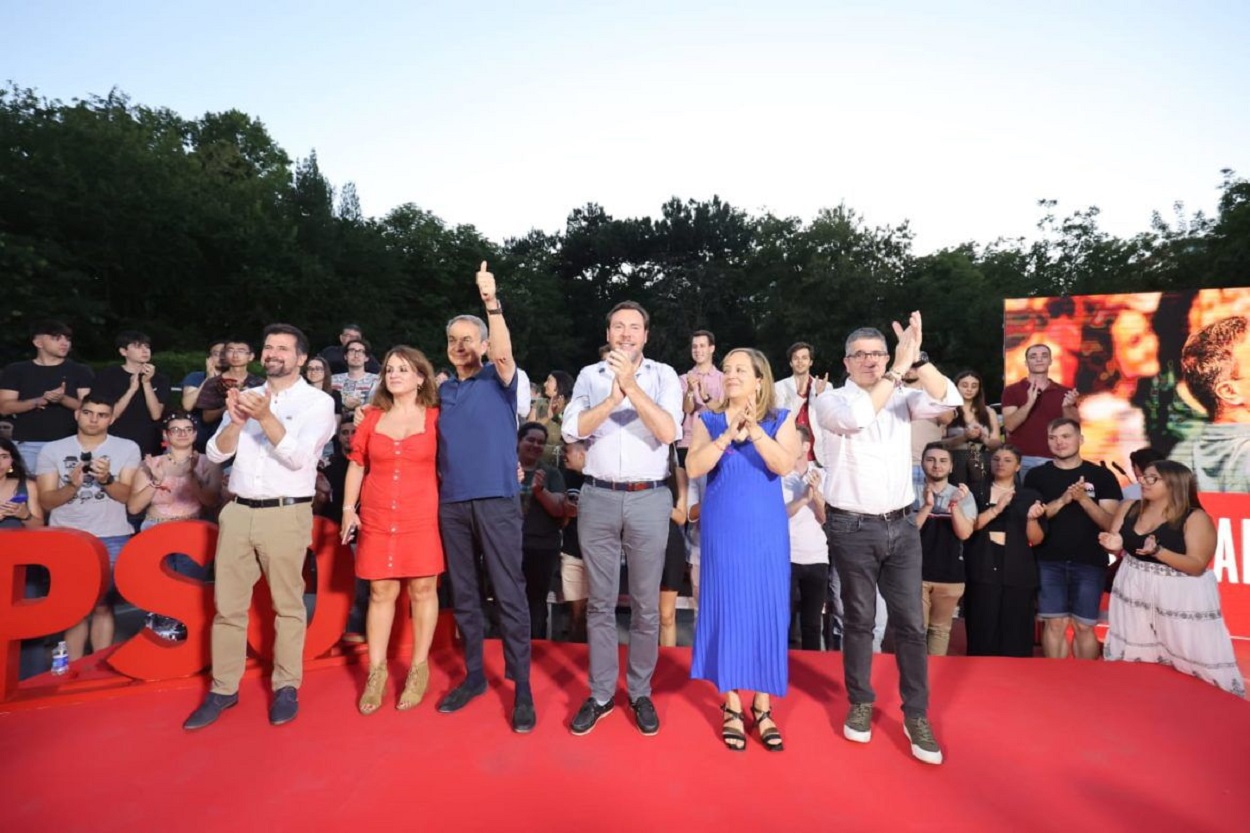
left=512, top=697, right=536, bottom=734
left=570, top=697, right=614, bottom=735
left=630, top=696, right=660, bottom=736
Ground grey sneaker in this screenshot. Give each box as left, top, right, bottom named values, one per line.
left=904, top=715, right=944, bottom=765
left=843, top=703, right=873, bottom=743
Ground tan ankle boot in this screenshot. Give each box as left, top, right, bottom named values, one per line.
left=397, top=661, right=429, bottom=711
left=358, top=665, right=387, bottom=715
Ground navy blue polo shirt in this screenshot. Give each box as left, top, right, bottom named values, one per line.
left=437, top=363, right=520, bottom=503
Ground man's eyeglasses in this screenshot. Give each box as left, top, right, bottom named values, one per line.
left=345, top=348, right=367, bottom=355
left=847, top=351, right=890, bottom=363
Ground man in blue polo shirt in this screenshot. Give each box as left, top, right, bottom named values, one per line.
left=435, top=261, right=535, bottom=733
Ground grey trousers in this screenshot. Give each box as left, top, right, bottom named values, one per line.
left=579, top=483, right=671, bottom=703
left=827, top=509, right=930, bottom=718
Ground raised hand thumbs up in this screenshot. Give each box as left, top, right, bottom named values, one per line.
left=476, top=260, right=496, bottom=305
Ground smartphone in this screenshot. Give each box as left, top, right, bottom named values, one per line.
left=79, top=452, right=92, bottom=464
left=10, top=494, right=27, bottom=504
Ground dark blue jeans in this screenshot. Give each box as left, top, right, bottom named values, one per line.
left=827, top=510, right=929, bottom=718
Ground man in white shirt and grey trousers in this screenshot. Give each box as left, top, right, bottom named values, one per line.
left=562, top=301, right=683, bottom=738
left=813, top=312, right=960, bottom=766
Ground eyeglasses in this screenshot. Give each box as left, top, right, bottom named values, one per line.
left=166, top=426, right=196, bottom=435
left=847, top=351, right=890, bottom=362
left=1139, top=474, right=1161, bottom=485
left=345, top=348, right=367, bottom=355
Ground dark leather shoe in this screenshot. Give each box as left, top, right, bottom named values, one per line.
left=570, top=696, right=614, bottom=735
left=269, top=686, right=299, bottom=726
left=512, top=697, right=536, bottom=733
left=630, top=696, right=660, bottom=736
left=436, top=678, right=487, bottom=714
left=183, top=692, right=238, bottom=731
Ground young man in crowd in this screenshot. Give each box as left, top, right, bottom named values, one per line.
left=1001, top=344, right=1080, bottom=479
left=558, top=439, right=588, bottom=642
left=0, top=319, right=94, bottom=472
left=1024, top=418, right=1121, bottom=660
left=91, top=331, right=170, bottom=456
left=912, top=442, right=975, bottom=656
left=677, top=330, right=723, bottom=466
left=320, top=323, right=380, bottom=375
left=35, top=395, right=141, bottom=659
left=331, top=338, right=379, bottom=418
left=194, top=339, right=264, bottom=441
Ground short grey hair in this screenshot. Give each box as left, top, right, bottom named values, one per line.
left=844, top=327, right=887, bottom=353
left=446, top=314, right=488, bottom=341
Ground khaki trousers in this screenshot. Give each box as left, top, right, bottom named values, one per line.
left=921, top=580, right=965, bottom=657
left=210, top=500, right=313, bottom=694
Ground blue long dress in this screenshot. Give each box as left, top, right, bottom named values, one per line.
left=690, top=409, right=791, bottom=695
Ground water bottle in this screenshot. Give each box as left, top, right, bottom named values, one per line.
left=51, top=641, right=69, bottom=676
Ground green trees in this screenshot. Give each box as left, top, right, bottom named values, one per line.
left=2, top=83, right=1247, bottom=387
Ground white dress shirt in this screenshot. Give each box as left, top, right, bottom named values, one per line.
left=562, top=358, right=684, bottom=482
left=774, top=376, right=827, bottom=466
left=813, top=378, right=960, bottom=514
left=515, top=367, right=532, bottom=421
left=207, top=377, right=337, bottom=500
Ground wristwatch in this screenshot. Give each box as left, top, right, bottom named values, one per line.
left=911, top=351, right=929, bottom=370
left=486, top=301, right=503, bottom=316
left=98, top=473, right=114, bottom=487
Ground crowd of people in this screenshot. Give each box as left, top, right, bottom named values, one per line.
left=2, top=266, right=1247, bottom=762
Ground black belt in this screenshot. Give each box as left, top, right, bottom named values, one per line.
left=585, top=476, right=667, bottom=493
left=830, top=506, right=909, bottom=522
left=233, top=496, right=314, bottom=509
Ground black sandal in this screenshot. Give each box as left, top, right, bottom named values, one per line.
left=721, top=704, right=747, bottom=752
left=752, top=704, right=785, bottom=752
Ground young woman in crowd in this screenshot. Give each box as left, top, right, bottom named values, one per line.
left=658, top=445, right=689, bottom=648
left=783, top=425, right=828, bottom=651
left=963, top=445, right=1046, bottom=657
left=517, top=421, right=566, bottom=640
left=539, top=371, right=574, bottom=464
left=943, top=370, right=1001, bottom=485
left=341, top=346, right=445, bottom=714
left=1100, top=460, right=1245, bottom=697
left=686, top=348, right=799, bottom=752
left=0, top=437, right=44, bottom=529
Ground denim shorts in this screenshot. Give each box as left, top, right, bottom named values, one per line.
left=97, top=534, right=131, bottom=604
left=1037, top=560, right=1105, bottom=626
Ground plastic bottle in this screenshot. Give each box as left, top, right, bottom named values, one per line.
left=51, top=641, right=69, bottom=676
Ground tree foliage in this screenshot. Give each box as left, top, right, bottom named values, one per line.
left=2, top=83, right=1247, bottom=397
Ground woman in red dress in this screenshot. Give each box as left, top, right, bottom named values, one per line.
left=341, top=346, right=445, bottom=714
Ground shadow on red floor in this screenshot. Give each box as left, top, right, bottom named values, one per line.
left=1, top=639, right=1248, bottom=832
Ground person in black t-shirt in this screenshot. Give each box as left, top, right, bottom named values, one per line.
left=558, top=439, right=588, bottom=642
left=913, top=443, right=976, bottom=656
left=0, top=319, right=94, bottom=471
left=91, top=331, right=171, bottom=456
left=1024, top=418, right=1122, bottom=660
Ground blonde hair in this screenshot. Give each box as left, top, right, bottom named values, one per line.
left=371, top=346, right=439, bottom=410
left=715, top=348, right=777, bottom=421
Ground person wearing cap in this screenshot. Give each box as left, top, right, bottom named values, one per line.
left=0, top=319, right=94, bottom=472
left=562, top=301, right=683, bottom=737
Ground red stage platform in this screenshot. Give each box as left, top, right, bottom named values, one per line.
left=2, top=640, right=1248, bottom=832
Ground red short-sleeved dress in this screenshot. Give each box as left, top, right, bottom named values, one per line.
left=349, top=406, right=445, bottom=580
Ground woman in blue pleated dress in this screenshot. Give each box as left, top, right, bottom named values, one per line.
left=685, top=348, right=800, bottom=752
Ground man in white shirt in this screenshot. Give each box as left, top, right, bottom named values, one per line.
left=813, top=312, right=960, bottom=766
left=774, top=341, right=830, bottom=466
left=562, top=301, right=683, bottom=737
left=183, top=324, right=336, bottom=731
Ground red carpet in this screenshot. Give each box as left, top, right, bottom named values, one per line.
left=2, top=640, right=1249, bottom=832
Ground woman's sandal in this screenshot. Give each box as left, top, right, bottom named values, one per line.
left=358, top=665, right=388, bottom=715
left=752, top=704, right=785, bottom=752
left=721, top=703, right=747, bottom=752
left=396, top=660, right=430, bottom=711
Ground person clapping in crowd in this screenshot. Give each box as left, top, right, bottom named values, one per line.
left=1100, top=460, right=1245, bottom=697
left=658, top=446, right=689, bottom=648
left=782, top=425, right=828, bottom=651
left=127, top=411, right=222, bottom=640
left=963, top=446, right=1046, bottom=657
left=943, top=370, right=1001, bottom=485
left=686, top=348, right=799, bottom=752
left=91, top=331, right=169, bottom=456
left=912, top=443, right=976, bottom=656
left=332, top=338, right=379, bottom=419
left=517, top=421, right=566, bottom=640
left=341, top=346, right=445, bottom=714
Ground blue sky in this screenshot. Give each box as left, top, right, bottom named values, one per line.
left=5, top=1, right=1249, bottom=252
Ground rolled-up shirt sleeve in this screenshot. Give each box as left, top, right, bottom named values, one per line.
left=561, top=367, right=596, bottom=443
left=813, top=386, right=876, bottom=435
left=906, top=374, right=962, bottom=419
left=270, top=395, right=337, bottom=471
left=656, top=365, right=685, bottom=443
